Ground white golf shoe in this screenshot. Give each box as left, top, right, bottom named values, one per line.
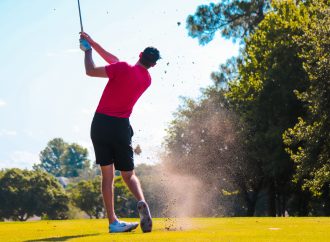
left=109, top=220, right=138, bottom=233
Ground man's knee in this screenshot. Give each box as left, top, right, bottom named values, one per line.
left=100, top=164, right=115, bottom=182
left=121, top=170, right=134, bottom=182
left=101, top=172, right=114, bottom=185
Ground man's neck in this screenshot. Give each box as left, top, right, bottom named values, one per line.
left=135, top=61, right=148, bottom=69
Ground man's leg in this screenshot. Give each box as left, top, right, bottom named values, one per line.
left=101, top=165, right=139, bottom=233
left=100, top=164, right=117, bottom=224
left=121, top=170, right=152, bottom=233
left=121, top=170, right=145, bottom=201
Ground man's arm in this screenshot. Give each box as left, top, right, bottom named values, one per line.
left=81, top=32, right=119, bottom=64
left=91, top=41, right=119, bottom=64
left=84, top=49, right=108, bottom=78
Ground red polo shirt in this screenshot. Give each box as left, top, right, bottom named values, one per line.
left=96, top=62, right=151, bottom=118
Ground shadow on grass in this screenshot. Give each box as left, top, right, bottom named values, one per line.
left=24, top=233, right=100, bottom=242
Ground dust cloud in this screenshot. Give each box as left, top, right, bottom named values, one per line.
left=157, top=99, right=243, bottom=230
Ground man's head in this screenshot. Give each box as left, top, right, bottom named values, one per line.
left=139, top=47, right=161, bottom=68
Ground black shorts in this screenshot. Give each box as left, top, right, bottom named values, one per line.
left=90, top=113, right=134, bottom=171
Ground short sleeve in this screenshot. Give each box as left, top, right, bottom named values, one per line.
left=105, top=64, right=116, bottom=79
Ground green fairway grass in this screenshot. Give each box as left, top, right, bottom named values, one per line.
left=0, top=217, right=329, bottom=242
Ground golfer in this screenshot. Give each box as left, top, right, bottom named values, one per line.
left=79, top=32, right=160, bottom=233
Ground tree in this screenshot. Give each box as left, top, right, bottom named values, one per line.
left=185, top=0, right=329, bottom=216
left=283, top=1, right=330, bottom=211
left=225, top=0, right=315, bottom=216
left=0, top=169, right=34, bottom=221
left=36, top=138, right=90, bottom=178
left=0, top=169, right=69, bottom=221
left=37, top=138, right=67, bottom=177
left=70, top=176, right=137, bottom=219
left=62, top=143, right=90, bottom=177
left=186, top=0, right=271, bottom=45
left=30, top=169, right=70, bottom=220
left=211, top=56, right=240, bottom=88
left=70, top=176, right=104, bottom=219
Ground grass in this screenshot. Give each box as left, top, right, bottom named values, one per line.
left=0, top=217, right=329, bottom=242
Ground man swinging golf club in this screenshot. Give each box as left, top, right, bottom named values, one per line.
left=79, top=32, right=160, bottom=233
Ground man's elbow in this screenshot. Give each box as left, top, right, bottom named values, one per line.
left=86, top=69, right=96, bottom=77
left=85, top=66, right=107, bottom=78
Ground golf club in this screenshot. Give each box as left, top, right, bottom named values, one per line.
left=77, top=0, right=84, bottom=32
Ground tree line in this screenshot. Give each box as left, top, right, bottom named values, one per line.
left=0, top=138, right=168, bottom=221
left=1, top=0, right=329, bottom=220
left=162, top=0, right=329, bottom=216
left=0, top=138, right=137, bottom=221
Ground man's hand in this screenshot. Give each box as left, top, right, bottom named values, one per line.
left=80, top=38, right=92, bottom=52
left=80, top=32, right=107, bottom=77
left=80, top=32, right=96, bottom=46
left=80, top=32, right=119, bottom=64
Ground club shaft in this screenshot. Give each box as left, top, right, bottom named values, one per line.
left=77, top=0, right=84, bottom=32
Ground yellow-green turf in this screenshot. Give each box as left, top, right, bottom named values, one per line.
left=0, top=217, right=329, bottom=242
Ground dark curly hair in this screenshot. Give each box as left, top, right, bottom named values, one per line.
left=139, top=47, right=161, bottom=68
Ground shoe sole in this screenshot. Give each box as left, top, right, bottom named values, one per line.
left=138, top=202, right=152, bottom=233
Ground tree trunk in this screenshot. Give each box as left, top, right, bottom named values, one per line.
left=246, top=199, right=257, bottom=216
left=276, top=192, right=284, bottom=216
left=281, top=193, right=286, bottom=216
left=297, top=190, right=309, bottom=216
left=323, top=184, right=330, bottom=216
left=243, top=180, right=263, bottom=216
left=268, top=181, right=276, bottom=216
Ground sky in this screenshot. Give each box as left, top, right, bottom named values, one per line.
left=0, top=0, right=239, bottom=169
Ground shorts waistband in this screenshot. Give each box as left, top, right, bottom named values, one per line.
left=94, top=112, right=130, bottom=122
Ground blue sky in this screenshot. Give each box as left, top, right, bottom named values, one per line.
left=0, top=0, right=238, bottom=169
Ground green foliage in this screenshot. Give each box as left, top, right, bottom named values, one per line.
left=62, top=143, right=90, bottom=177
left=37, top=138, right=66, bottom=177
left=186, top=0, right=271, bottom=44
left=225, top=0, right=312, bottom=215
left=114, top=176, right=137, bottom=218
left=283, top=1, right=330, bottom=197
left=0, top=169, right=33, bottom=221
left=65, top=202, right=86, bottom=219
left=227, top=0, right=309, bottom=171
left=70, top=176, right=104, bottom=219
left=70, top=176, right=136, bottom=219
left=0, top=170, right=4, bottom=178
left=0, top=169, right=69, bottom=221
left=211, top=56, right=241, bottom=88
left=32, top=169, right=70, bottom=220
left=36, top=138, right=90, bottom=178
left=183, top=0, right=330, bottom=215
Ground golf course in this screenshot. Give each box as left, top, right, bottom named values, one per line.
left=1, top=217, right=329, bottom=242
left=1, top=1, right=330, bottom=242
